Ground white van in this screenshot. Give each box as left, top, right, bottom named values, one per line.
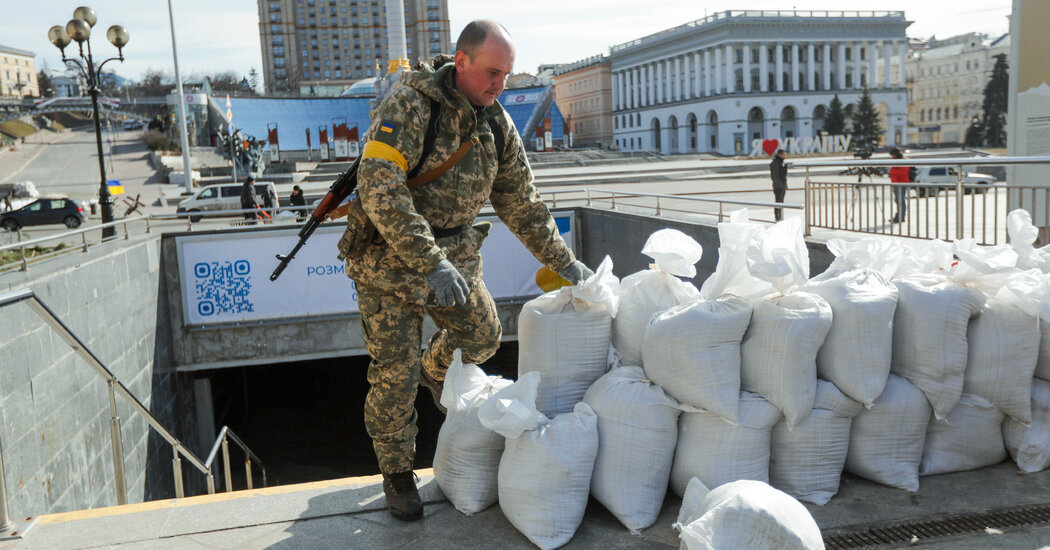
left=914, top=166, right=995, bottom=196
left=176, top=182, right=278, bottom=222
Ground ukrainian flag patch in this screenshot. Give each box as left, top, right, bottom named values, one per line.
left=374, top=119, right=401, bottom=146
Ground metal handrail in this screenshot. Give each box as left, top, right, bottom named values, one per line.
left=539, top=188, right=803, bottom=225
left=796, top=156, right=1050, bottom=242
left=0, top=288, right=266, bottom=533
left=204, top=426, right=268, bottom=494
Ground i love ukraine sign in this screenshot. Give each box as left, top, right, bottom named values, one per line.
left=749, top=134, right=853, bottom=157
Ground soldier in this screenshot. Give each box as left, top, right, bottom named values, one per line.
left=339, top=20, right=591, bottom=521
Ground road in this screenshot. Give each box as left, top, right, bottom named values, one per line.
left=0, top=127, right=163, bottom=245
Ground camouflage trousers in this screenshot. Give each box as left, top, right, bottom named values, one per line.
left=357, top=279, right=501, bottom=474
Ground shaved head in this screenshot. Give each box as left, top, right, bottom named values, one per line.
left=455, top=20, right=512, bottom=60
left=453, top=20, right=515, bottom=107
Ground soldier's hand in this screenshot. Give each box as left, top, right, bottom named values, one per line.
left=558, top=261, right=594, bottom=286
left=425, top=259, right=471, bottom=307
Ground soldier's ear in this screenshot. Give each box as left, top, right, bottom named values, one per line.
left=453, top=50, right=469, bottom=72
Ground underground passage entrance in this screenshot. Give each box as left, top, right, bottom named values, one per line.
left=204, top=341, right=520, bottom=487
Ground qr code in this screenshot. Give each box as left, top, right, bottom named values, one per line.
left=193, top=260, right=254, bottom=316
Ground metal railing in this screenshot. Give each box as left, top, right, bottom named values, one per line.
left=794, top=156, right=1050, bottom=244
left=204, top=427, right=267, bottom=494
left=0, top=288, right=266, bottom=536
left=540, top=188, right=803, bottom=223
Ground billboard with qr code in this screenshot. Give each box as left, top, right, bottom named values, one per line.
left=174, top=212, right=575, bottom=327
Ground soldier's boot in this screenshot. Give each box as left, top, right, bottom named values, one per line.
left=382, top=471, right=423, bottom=521
left=420, top=350, right=447, bottom=414
left=419, top=367, right=446, bottom=414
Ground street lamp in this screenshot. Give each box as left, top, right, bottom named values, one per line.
left=48, top=6, right=128, bottom=239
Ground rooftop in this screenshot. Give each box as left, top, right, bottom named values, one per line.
left=0, top=44, right=35, bottom=58
left=611, top=10, right=907, bottom=54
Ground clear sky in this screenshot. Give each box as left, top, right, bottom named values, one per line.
left=1, top=1, right=1011, bottom=87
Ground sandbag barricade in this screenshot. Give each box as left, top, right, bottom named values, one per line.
left=518, top=256, right=619, bottom=418
left=675, top=477, right=825, bottom=550
left=613, top=229, right=701, bottom=367
left=770, top=380, right=863, bottom=505
left=670, top=391, right=782, bottom=496
left=433, top=350, right=512, bottom=515
left=845, top=374, right=932, bottom=491
left=583, top=366, right=683, bottom=534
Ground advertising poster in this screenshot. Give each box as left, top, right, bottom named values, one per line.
left=176, top=213, right=575, bottom=327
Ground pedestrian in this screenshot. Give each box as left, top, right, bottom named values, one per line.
left=340, top=20, right=592, bottom=522
left=262, top=184, right=276, bottom=210
left=770, top=149, right=788, bottom=221
left=289, top=184, right=306, bottom=220
left=888, top=147, right=910, bottom=223
left=239, top=175, right=258, bottom=222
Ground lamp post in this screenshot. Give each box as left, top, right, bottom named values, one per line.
left=48, top=6, right=128, bottom=239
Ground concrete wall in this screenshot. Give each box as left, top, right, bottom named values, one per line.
left=577, top=209, right=835, bottom=285
left=0, top=237, right=185, bottom=519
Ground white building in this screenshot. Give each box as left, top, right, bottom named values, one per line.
left=610, top=10, right=911, bottom=156
left=904, top=33, right=1010, bottom=145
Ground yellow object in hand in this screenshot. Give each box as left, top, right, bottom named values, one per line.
left=535, top=266, right=572, bottom=292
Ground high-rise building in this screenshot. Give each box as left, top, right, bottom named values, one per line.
left=257, top=0, right=451, bottom=96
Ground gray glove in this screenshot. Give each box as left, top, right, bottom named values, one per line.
left=425, top=259, right=471, bottom=307
left=558, top=261, right=594, bottom=286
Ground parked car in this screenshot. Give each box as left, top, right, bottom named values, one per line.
left=122, top=119, right=145, bottom=130
left=1, top=198, right=85, bottom=231
left=176, top=182, right=279, bottom=222
left=914, top=166, right=996, bottom=196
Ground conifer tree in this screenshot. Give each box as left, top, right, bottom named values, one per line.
left=850, top=87, right=883, bottom=157
left=823, top=95, right=847, bottom=135
left=981, top=54, right=1008, bottom=148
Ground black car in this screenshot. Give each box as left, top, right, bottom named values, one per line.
left=1, top=198, right=86, bottom=231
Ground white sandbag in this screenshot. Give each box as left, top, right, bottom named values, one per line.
left=1007, top=208, right=1050, bottom=273
left=613, top=229, right=702, bottom=367
left=1038, top=320, right=1050, bottom=382
left=497, top=402, right=599, bottom=550
left=740, top=291, right=832, bottom=429
left=641, top=297, right=751, bottom=422
left=433, top=350, right=512, bottom=515
left=890, top=275, right=986, bottom=419
left=675, top=478, right=825, bottom=550
left=670, top=392, right=782, bottom=497
left=919, top=394, right=1006, bottom=476
left=770, top=380, right=863, bottom=505
left=804, top=268, right=898, bottom=407
left=962, top=299, right=1040, bottom=424
left=1003, top=378, right=1050, bottom=473
left=845, top=374, right=932, bottom=491
left=583, top=366, right=683, bottom=534
left=518, top=256, right=619, bottom=417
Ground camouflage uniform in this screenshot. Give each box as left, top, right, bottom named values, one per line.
left=342, top=57, right=576, bottom=474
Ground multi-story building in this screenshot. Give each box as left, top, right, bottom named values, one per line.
left=904, top=33, right=1010, bottom=145
left=0, top=45, right=38, bottom=98
left=257, top=0, right=451, bottom=95
left=610, top=11, right=910, bottom=156
left=552, top=55, right=613, bottom=148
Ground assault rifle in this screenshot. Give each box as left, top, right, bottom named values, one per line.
left=269, top=157, right=360, bottom=281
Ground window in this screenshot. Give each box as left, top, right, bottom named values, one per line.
left=273, top=46, right=285, bottom=56
left=275, top=57, right=286, bottom=67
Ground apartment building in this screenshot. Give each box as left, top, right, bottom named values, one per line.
left=0, top=45, right=38, bottom=99
left=257, top=0, right=451, bottom=95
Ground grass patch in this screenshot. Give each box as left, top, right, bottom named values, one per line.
left=0, top=120, right=38, bottom=140
left=0, top=242, right=67, bottom=265
left=46, top=111, right=92, bottom=128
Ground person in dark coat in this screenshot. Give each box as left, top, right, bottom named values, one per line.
left=240, top=176, right=258, bottom=221
left=769, top=149, right=788, bottom=221
left=289, top=185, right=306, bottom=220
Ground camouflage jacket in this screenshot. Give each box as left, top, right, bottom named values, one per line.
left=343, top=58, right=576, bottom=304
